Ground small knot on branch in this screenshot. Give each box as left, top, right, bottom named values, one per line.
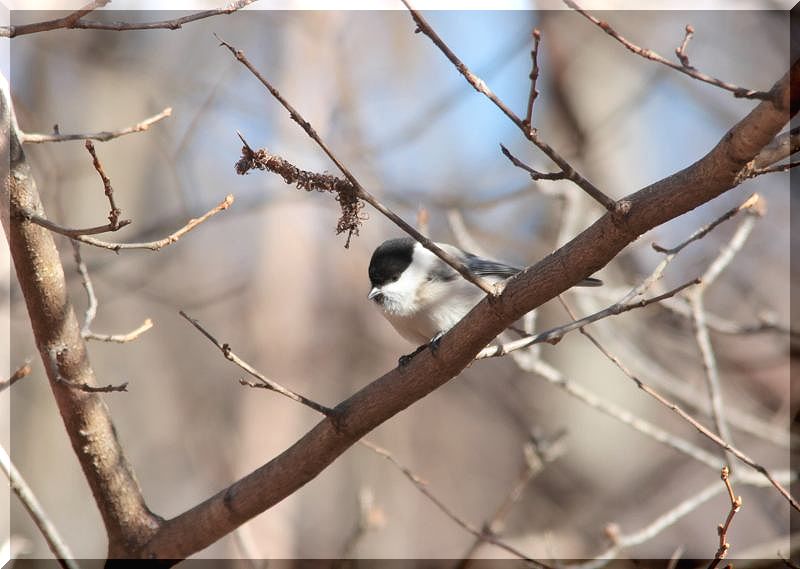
left=235, top=140, right=366, bottom=248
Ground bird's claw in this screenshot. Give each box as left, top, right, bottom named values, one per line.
left=429, top=331, right=444, bottom=355
left=398, top=333, right=445, bottom=367
left=398, top=344, right=426, bottom=367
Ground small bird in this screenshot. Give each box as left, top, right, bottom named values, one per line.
left=368, top=237, right=602, bottom=347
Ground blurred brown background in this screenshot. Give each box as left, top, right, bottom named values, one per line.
left=1, top=6, right=794, bottom=564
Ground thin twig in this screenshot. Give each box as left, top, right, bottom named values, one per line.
left=21, top=107, right=173, bottom=144
left=57, top=379, right=129, bottom=393
left=659, top=297, right=794, bottom=336
left=563, top=1, right=771, bottom=100
left=82, top=319, right=154, bottom=343
left=675, top=25, right=694, bottom=67
left=234, top=143, right=366, bottom=246
left=652, top=193, right=760, bottom=255
left=690, top=294, right=735, bottom=468
left=181, top=307, right=548, bottom=562
left=555, top=291, right=798, bottom=510
left=741, top=160, right=800, bottom=179
left=336, top=488, right=385, bottom=563
left=0, top=445, right=80, bottom=569
left=477, top=278, right=699, bottom=359
left=402, top=1, right=620, bottom=214
left=524, top=29, right=542, bottom=126
left=746, top=127, right=800, bottom=170
left=219, top=37, right=495, bottom=295
left=179, top=310, right=334, bottom=416
left=708, top=466, right=743, bottom=569
left=575, top=319, right=799, bottom=511
left=458, top=432, right=567, bottom=567
left=0, top=361, right=32, bottom=392
left=71, top=240, right=98, bottom=334
left=1, top=1, right=255, bottom=38
left=358, top=439, right=553, bottom=568
left=525, top=360, right=725, bottom=472
left=579, top=470, right=790, bottom=569
left=71, top=240, right=154, bottom=343
left=49, top=347, right=128, bottom=393
left=0, top=0, right=108, bottom=38
left=500, top=144, right=567, bottom=181
left=24, top=212, right=131, bottom=238
left=84, top=141, right=124, bottom=229
left=23, top=194, right=234, bottom=252
left=687, top=208, right=761, bottom=469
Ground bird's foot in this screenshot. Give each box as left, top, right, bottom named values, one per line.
left=428, top=331, right=444, bottom=355
left=398, top=332, right=445, bottom=367
left=398, top=344, right=427, bottom=367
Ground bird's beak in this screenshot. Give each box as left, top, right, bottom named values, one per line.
left=368, top=287, right=382, bottom=302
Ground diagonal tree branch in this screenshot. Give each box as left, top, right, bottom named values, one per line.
left=139, top=58, right=800, bottom=561
left=218, top=36, right=495, bottom=295
left=563, top=0, right=772, bottom=100
left=401, top=0, right=619, bottom=214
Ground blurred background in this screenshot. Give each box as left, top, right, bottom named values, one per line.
left=1, top=4, right=795, bottom=564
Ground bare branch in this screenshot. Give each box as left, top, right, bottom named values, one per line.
left=0, top=444, right=80, bottom=569
left=50, top=348, right=128, bottom=393
left=24, top=212, right=132, bottom=238
left=84, top=141, right=124, bottom=229
left=745, top=160, right=800, bottom=178
left=402, top=0, right=620, bottom=214
left=0, top=360, right=32, bottom=392
left=675, top=24, right=694, bottom=67
left=500, top=144, right=567, bottom=181
left=576, top=320, right=798, bottom=511
left=179, top=311, right=334, bottom=416
left=524, top=29, right=542, bottom=126
left=235, top=143, right=365, bottom=247
left=652, top=193, right=762, bottom=256
left=359, top=439, right=552, bottom=568
left=684, top=205, right=761, bottom=468
left=582, top=470, right=791, bottom=568
left=708, top=466, right=743, bottom=569
left=24, top=194, right=234, bottom=252
left=57, top=378, right=129, bottom=393
left=20, top=107, right=172, bottom=144
left=220, top=37, right=495, bottom=294
left=1, top=1, right=256, bottom=38
left=336, top=488, right=385, bottom=562
left=751, top=127, right=800, bottom=167
left=0, top=0, right=108, bottom=38
left=564, top=1, right=771, bottom=100
left=477, top=278, right=699, bottom=360
left=458, top=433, right=567, bottom=566
left=83, top=319, right=153, bottom=343
left=71, top=240, right=153, bottom=343
left=525, top=360, right=725, bottom=472
left=660, top=297, right=794, bottom=337
left=691, top=294, right=735, bottom=468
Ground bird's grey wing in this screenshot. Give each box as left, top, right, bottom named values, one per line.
left=464, top=253, right=521, bottom=278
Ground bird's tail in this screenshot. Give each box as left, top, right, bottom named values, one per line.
left=577, top=277, right=603, bottom=287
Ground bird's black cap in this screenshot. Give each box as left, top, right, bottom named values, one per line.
left=369, top=237, right=415, bottom=287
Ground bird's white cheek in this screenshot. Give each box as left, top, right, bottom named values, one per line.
left=376, top=281, right=415, bottom=316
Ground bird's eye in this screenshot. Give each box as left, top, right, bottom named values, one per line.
left=391, top=275, right=400, bottom=282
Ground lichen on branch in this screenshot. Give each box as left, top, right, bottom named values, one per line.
left=235, top=145, right=366, bottom=247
